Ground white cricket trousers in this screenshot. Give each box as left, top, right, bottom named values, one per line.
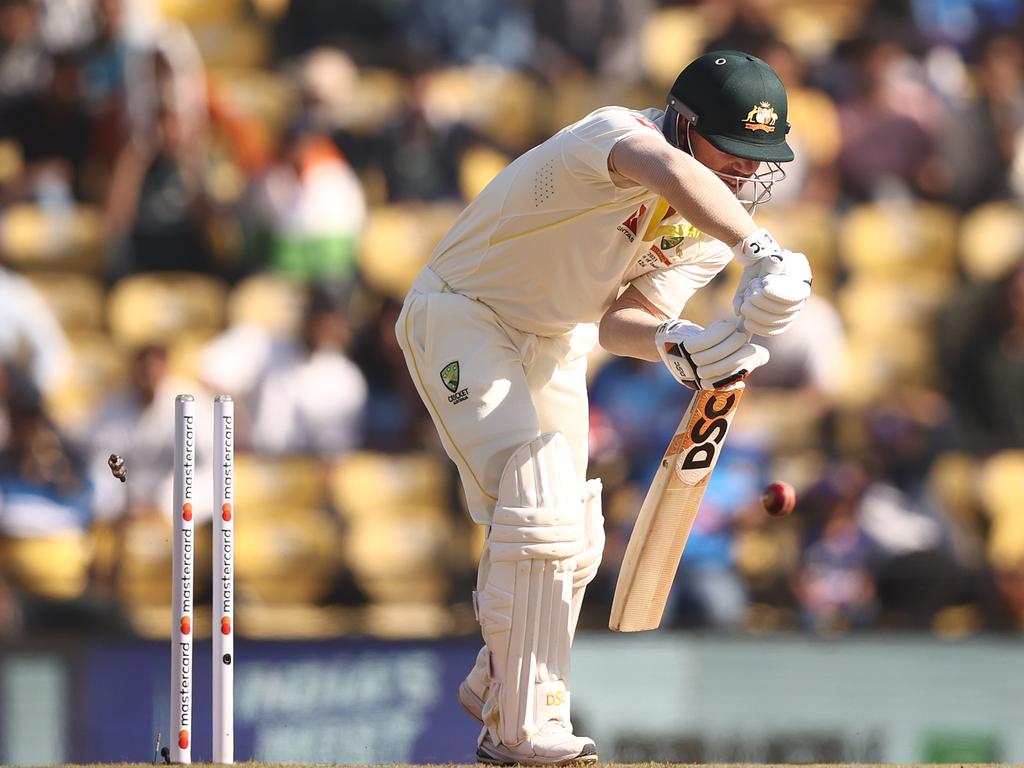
left=396, top=266, right=594, bottom=525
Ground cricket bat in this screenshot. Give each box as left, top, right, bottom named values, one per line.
left=609, top=381, right=745, bottom=632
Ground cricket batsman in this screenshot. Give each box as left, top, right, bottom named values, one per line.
left=396, top=51, right=813, bottom=764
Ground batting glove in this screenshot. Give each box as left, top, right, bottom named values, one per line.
left=656, top=319, right=769, bottom=390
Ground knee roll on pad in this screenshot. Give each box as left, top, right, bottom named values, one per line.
left=475, top=432, right=585, bottom=747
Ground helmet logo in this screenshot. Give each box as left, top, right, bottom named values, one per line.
left=743, top=101, right=778, bottom=133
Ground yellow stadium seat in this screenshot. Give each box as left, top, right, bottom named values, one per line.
left=360, top=603, right=455, bottom=639
left=640, top=8, right=708, bottom=89
left=228, top=273, right=307, bottom=337
left=331, top=451, right=450, bottom=517
left=331, top=452, right=455, bottom=604
left=459, top=145, right=511, bottom=201
left=107, top=272, right=228, bottom=349
left=771, top=0, right=872, bottom=55
left=839, top=202, right=959, bottom=278
left=116, top=516, right=213, bottom=638
left=116, top=516, right=174, bottom=608
left=421, top=67, right=544, bottom=150
left=838, top=273, right=951, bottom=340
left=755, top=203, right=838, bottom=295
left=838, top=327, right=935, bottom=403
left=0, top=533, right=92, bottom=601
left=233, top=505, right=342, bottom=604
left=347, top=67, right=408, bottom=134
left=233, top=454, right=330, bottom=511
left=209, top=68, right=298, bottom=141
left=358, top=204, right=461, bottom=301
left=0, top=203, right=105, bottom=274
left=979, top=451, right=1024, bottom=570
left=190, top=22, right=270, bottom=69
left=928, top=451, right=983, bottom=529
left=787, top=87, right=842, bottom=166
left=26, top=272, right=106, bottom=336
left=157, top=0, right=246, bottom=26
left=958, top=201, right=1024, bottom=281
left=45, top=333, right=130, bottom=432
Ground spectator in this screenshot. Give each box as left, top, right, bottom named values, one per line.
left=376, top=74, right=468, bottom=202
left=106, top=78, right=214, bottom=277
left=0, top=375, right=98, bottom=630
left=246, top=127, right=366, bottom=282
left=941, top=30, right=1024, bottom=208
left=252, top=285, right=367, bottom=455
left=793, top=464, right=879, bottom=635
left=85, top=344, right=213, bottom=523
left=0, top=259, right=71, bottom=397
left=669, top=446, right=766, bottom=629
left=938, top=257, right=1024, bottom=452
left=403, top=0, right=535, bottom=70
left=0, top=0, right=50, bottom=108
left=350, top=293, right=434, bottom=452
left=835, top=36, right=948, bottom=201
left=0, top=50, right=89, bottom=201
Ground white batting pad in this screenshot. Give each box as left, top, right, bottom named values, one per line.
left=475, top=433, right=585, bottom=747
left=571, top=478, right=605, bottom=642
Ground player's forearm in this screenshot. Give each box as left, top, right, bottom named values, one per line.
left=598, top=305, right=663, bottom=362
left=610, top=135, right=756, bottom=247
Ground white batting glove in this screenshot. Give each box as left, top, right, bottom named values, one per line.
left=656, top=319, right=770, bottom=390
left=731, top=228, right=813, bottom=336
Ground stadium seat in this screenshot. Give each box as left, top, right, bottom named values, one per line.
left=755, top=203, right=838, bottom=295
left=233, top=504, right=343, bottom=604
left=0, top=533, right=92, bottom=601
left=156, top=0, right=246, bottom=26
left=928, top=452, right=983, bottom=530
left=786, top=88, right=842, bottom=166
left=233, top=454, right=330, bottom=511
left=771, top=0, right=873, bottom=55
left=979, top=451, right=1024, bottom=571
left=359, top=204, right=461, bottom=301
left=839, top=202, right=959, bottom=278
left=331, top=451, right=449, bottom=516
left=26, top=272, right=106, bottom=337
left=958, top=201, right=1024, bottom=281
left=116, top=515, right=215, bottom=638
left=208, top=68, right=297, bottom=144
left=45, top=332, right=129, bottom=432
left=348, top=67, right=408, bottom=134
left=115, top=515, right=174, bottom=610
left=459, top=145, right=511, bottom=201
left=421, top=67, right=543, bottom=150
left=190, top=22, right=270, bottom=69
left=0, top=203, right=105, bottom=274
left=838, top=273, right=951, bottom=341
left=331, top=452, right=455, bottom=604
left=640, top=8, right=708, bottom=89
left=228, top=273, right=307, bottom=337
left=107, top=272, right=228, bottom=349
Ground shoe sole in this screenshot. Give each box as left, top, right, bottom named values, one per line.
left=458, top=680, right=485, bottom=724
left=476, top=742, right=598, bottom=766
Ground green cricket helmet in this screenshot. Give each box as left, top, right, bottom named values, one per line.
left=664, top=50, right=793, bottom=207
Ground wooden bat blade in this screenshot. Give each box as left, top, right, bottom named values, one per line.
left=609, top=383, right=744, bottom=632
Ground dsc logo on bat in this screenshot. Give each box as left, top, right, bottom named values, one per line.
left=674, top=389, right=742, bottom=486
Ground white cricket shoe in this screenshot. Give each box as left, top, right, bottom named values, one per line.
left=458, top=646, right=488, bottom=723
left=476, top=721, right=598, bottom=766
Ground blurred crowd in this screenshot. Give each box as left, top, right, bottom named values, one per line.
left=0, top=0, right=1023, bottom=640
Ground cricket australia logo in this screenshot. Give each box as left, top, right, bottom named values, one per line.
left=617, top=204, right=646, bottom=243
left=743, top=101, right=778, bottom=133
left=440, top=361, right=469, bottom=404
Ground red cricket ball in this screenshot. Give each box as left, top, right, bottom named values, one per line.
left=762, top=481, right=796, bottom=517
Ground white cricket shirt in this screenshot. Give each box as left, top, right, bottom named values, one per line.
left=428, top=106, right=732, bottom=337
